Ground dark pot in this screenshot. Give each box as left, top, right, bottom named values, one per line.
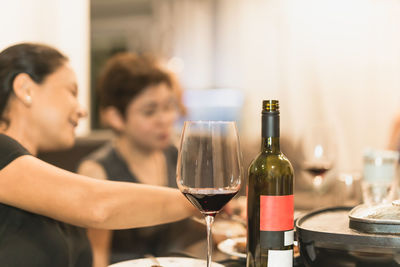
left=296, top=206, right=400, bottom=267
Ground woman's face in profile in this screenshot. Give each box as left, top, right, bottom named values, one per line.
left=122, top=82, right=178, bottom=151
left=30, top=64, right=86, bottom=151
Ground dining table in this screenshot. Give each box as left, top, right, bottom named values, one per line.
left=108, top=186, right=347, bottom=267
left=172, top=234, right=304, bottom=267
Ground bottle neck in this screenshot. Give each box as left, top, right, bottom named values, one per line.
left=262, top=137, right=280, bottom=152
left=261, top=112, right=280, bottom=153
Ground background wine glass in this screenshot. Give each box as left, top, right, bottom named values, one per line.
left=177, top=121, right=242, bottom=267
left=301, top=124, right=336, bottom=194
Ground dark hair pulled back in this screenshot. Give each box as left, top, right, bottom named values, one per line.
left=0, top=43, right=68, bottom=124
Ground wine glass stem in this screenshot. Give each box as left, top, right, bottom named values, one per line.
left=313, top=175, right=324, bottom=208
left=205, top=215, right=215, bottom=267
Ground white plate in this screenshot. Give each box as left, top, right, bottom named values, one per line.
left=218, top=237, right=299, bottom=259
left=217, top=237, right=246, bottom=259
left=108, top=257, right=224, bottom=267
left=213, top=219, right=246, bottom=237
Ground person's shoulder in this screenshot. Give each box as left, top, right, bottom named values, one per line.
left=77, top=159, right=107, bottom=180
left=0, top=134, right=30, bottom=170
left=77, top=142, right=113, bottom=180
left=0, top=134, right=28, bottom=151
left=82, top=142, right=114, bottom=163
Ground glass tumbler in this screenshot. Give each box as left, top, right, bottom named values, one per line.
left=362, top=149, right=399, bottom=205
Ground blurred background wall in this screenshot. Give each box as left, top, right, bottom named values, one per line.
left=0, top=0, right=90, bottom=135
left=91, top=0, right=400, bottom=173
left=2, top=0, right=400, bottom=174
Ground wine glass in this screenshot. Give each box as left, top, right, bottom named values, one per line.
left=177, top=121, right=242, bottom=267
left=301, top=124, right=336, bottom=193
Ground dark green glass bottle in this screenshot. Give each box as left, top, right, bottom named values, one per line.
left=246, top=100, right=294, bottom=267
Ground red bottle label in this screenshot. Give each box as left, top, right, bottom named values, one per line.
left=260, top=195, right=294, bottom=231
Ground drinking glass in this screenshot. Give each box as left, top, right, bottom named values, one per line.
left=334, top=171, right=363, bottom=206
left=301, top=124, right=336, bottom=193
left=177, top=121, right=242, bottom=267
left=362, top=149, right=399, bottom=205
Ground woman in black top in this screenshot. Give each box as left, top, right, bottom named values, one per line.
left=0, top=43, right=195, bottom=267
left=78, top=53, right=202, bottom=266
left=0, top=135, right=92, bottom=267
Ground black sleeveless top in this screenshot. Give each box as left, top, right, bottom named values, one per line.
left=87, top=142, right=178, bottom=187
left=84, top=143, right=202, bottom=263
left=0, top=134, right=92, bottom=267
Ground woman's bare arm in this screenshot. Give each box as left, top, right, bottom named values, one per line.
left=0, top=155, right=196, bottom=229
left=86, top=227, right=111, bottom=267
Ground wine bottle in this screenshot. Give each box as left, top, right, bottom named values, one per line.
left=246, top=100, right=294, bottom=267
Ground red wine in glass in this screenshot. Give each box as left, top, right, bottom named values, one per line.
left=305, top=165, right=331, bottom=177
left=182, top=188, right=238, bottom=216
left=177, top=121, right=242, bottom=267
left=304, top=163, right=332, bottom=187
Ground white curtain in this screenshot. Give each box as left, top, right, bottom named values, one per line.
left=241, top=0, right=400, bottom=173
left=0, top=0, right=90, bottom=135
left=170, top=0, right=400, bottom=173
left=153, top=0, right=215, bottom=89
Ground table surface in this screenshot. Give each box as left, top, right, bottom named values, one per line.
left=182, top=238, right=304, bottom=267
